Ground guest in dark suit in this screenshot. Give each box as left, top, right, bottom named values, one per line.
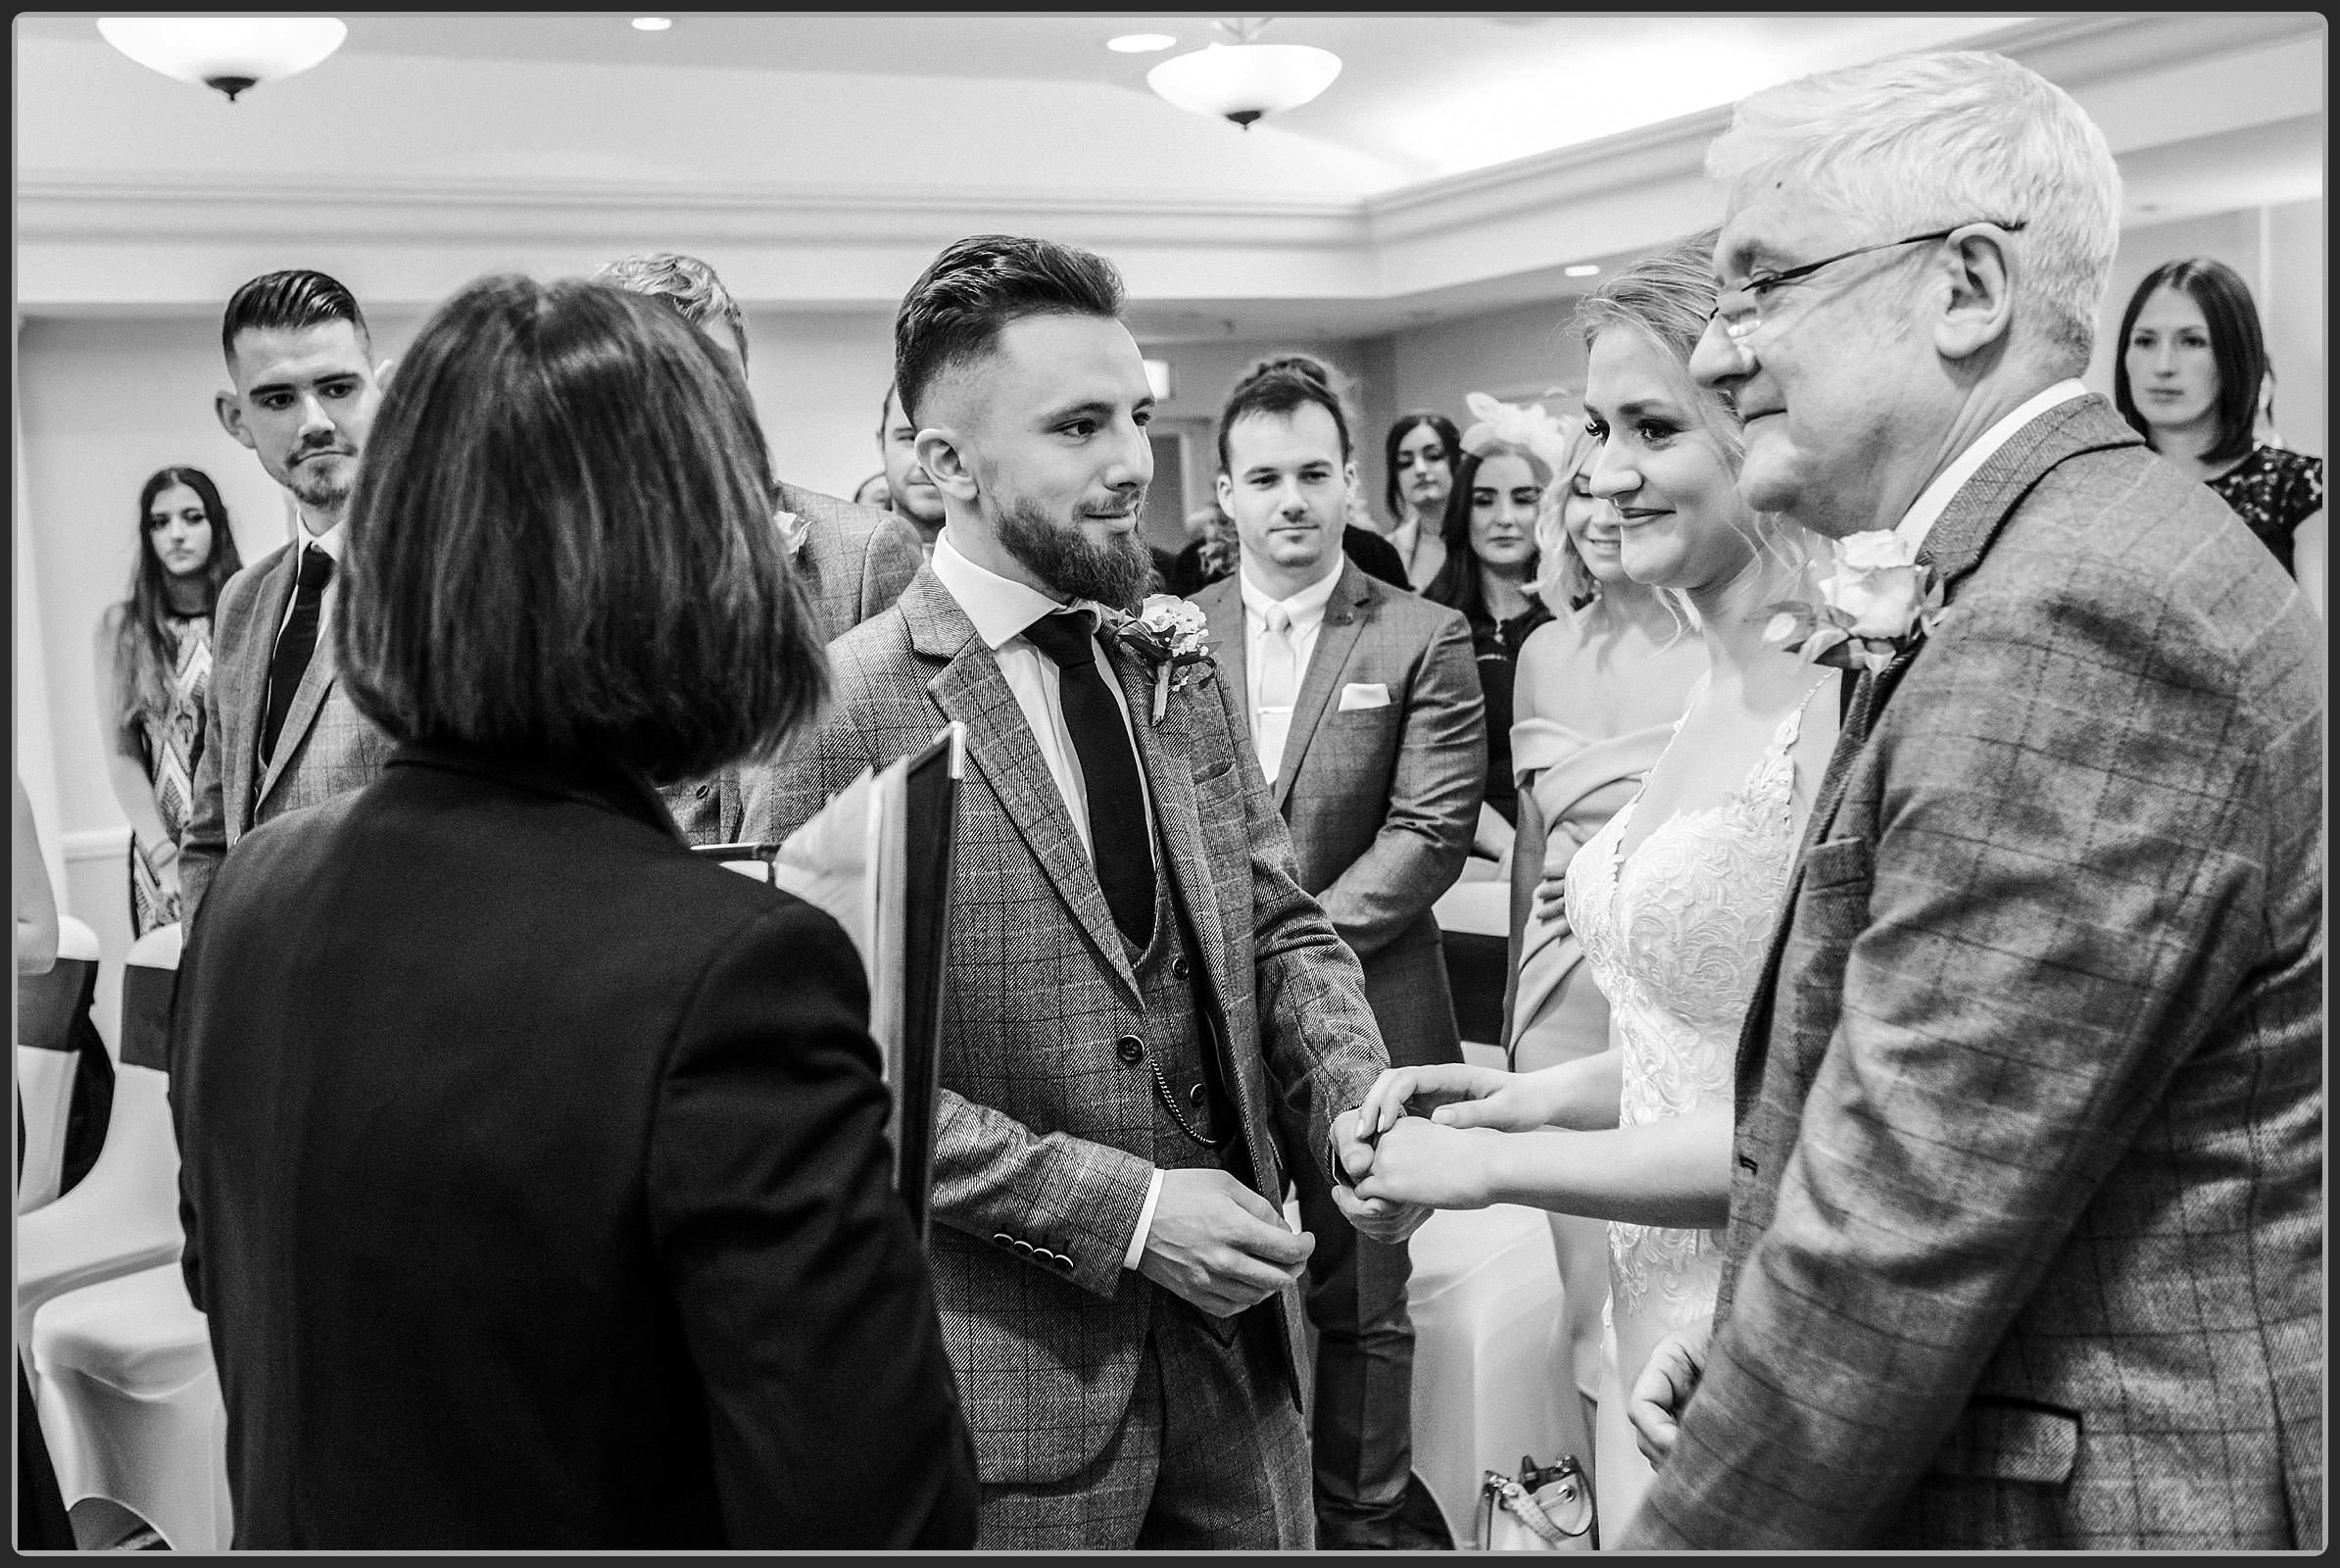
left=1189, top=355, right=1486, bottom=1547
left=180, top=270, right=401, bottom=925
left=595, top=253, right=925, bottom=843
left=169, top=273, right=978, bottom=1550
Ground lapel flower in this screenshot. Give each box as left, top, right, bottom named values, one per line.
left=774, top=508, right=808, bottom=560
left=1765, top=529, right=1947, bottom=674
left=1102, top=594, right=1215, bottom=724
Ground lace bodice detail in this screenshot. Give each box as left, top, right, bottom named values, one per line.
left=1564, top=686, right=1822, bottom=1333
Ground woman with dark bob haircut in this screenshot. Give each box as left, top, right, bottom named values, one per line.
left=2115, top=257, right=2323, bottom=594
left=168, top=274, right=979, bottom=1550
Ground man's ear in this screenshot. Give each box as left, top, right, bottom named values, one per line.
left=214, top=390, right=256, bottom=451
left=373, top=357, right=396, bottom=391
left=915, top=427, right=979, bottom=505
left=1215, top=470, right=1236, bottom=515
left=1933, top=227, right=2017, bottom=364
left=1342, top=461, right=1361, bottom=502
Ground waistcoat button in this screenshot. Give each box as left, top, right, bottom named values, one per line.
left=1115, top=1035, right=1145, bottom=1064
left=1170, top=956, right=1191, bottom=979
left=1187, top=1082, right=1206, bottom=1108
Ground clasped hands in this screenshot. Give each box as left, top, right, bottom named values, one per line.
left=1135, top=1113, right=1436, bottom=1320
left=1328, top=1060, right=1581, bottom=1209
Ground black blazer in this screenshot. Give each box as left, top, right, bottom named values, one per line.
left=171, top=741, right=977, bottom=1549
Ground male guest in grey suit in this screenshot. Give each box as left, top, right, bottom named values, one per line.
left=594, top=253, right=924, bottom=841
left=741, top=234, right=1427, bottom=1549
left=1620, top=51, right=2322, bottom=1549
left=1189, top=355, right=1485, bottom=1548
left=180, top=270, right=399, bottom=925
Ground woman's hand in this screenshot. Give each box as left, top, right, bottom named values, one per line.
left=1357, top=1063, right=1513, bottom=1138
left=1533, top=866, right=1573, bottom=930
left=1350, top=1117, right=1499, bottom=1210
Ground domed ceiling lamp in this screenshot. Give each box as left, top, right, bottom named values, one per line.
left=97, top=17, right=348, bottom=103
left=1146, top=17, right=1341, bottom=129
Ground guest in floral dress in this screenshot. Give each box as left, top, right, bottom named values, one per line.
left=93, top=466, right=243, bottom=934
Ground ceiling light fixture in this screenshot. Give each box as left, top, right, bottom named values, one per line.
left=1107, top=33, right=1177, bottom=53
left=97, top=16, right=347, bottom=102
left=1146, top=18, right=1341, bottom=129
left=631, top=17, right=672, bottom=30
left=1564, top=264, right=1601, bottom=277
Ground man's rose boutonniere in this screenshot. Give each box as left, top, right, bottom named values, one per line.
left=1765, top=529, right=1947, bottom=673
left=774, top=509, right=808, bottom=560
left=1104, top=594, right=1215, bottom=724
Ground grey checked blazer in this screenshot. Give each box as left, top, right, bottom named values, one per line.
left=664, top=482, right=924, bottom=843
left=1624, top=396, right=2323, bottom=1549
left=179, top=542, right=396, bottom=926
left=739, top=567, right=1389, bottom=1486
left=1190, top=562, right=1486, bottom=1067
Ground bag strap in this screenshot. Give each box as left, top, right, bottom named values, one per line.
left=1498, top=1477, right=1587, bottom=1546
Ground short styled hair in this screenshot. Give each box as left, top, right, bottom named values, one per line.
left=1216, top=354, right=1353, bottom=475
left=595, top=252, right=749, bottom=368
left=334, top=274, right=824, bottom=782
left=893, top=234, right=1125, bottom=425
left=221, top=269, right=369, bottom=363
left=2113, top=257, right=2267, bottom=467
left=1706, top=49, right=2121, bottom=376
left=1383, top=411, right=1461, bottom=521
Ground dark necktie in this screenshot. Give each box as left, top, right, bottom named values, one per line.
left=261, top=545, right=335, bottom=766
left=1020, top=609, right=1156, bottom=950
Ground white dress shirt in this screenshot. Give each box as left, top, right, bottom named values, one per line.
left=1238, top=557, right=1343, bottom=781
left=1894, top=379, right=2089, bottom=554
left=927, top=529, right=1166, bottom=1267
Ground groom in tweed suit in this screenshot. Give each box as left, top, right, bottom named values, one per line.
left=1620, top=53, right=2322, bottom=1549
left=741, top=235, right=1425, bottom=1549
left=182, top=270, right=399, bottom=925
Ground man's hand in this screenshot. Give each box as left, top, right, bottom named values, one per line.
left=1627, top=1320, right=1711, bottom=1466
left=1533, top=866, right=1572, bottom=929
left=1329, top=1181, right=1434, bottom=1246
left=1350, top=1116, right=1499, bottom=1209
left=1137, top=1167, right=1314, bottom=1318
left=1333, top=1105, right=1379, bottom=1184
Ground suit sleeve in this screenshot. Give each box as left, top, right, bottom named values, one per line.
left=1624, top=575, right=2324, bottom=1546
left=177, top=569, right=251, bottom=927
left=858, top=513, right=925, bottom=623
left=1314, top=612, right=1487, bottom=958
left=1212, top=662, right=1389, bottom=1185
left=650, top=898, right=979, bottom=1549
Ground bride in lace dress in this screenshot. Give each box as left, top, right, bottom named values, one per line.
left=1351, top=232, right=1838, bottom=1537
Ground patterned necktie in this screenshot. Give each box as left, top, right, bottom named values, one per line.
left=1254, top=602, right=1298, bottom=784
left=261, top=545, right=335, bottom=766
left=1020, top=609, right=1157, bottom=949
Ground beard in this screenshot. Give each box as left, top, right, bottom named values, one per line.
left=995, top=497, right=1152, bottom=612
left=285, top=450, right=356, bottom=514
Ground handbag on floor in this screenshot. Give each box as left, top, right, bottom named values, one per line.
left=1476, top=1453, right=1593, bottom=1551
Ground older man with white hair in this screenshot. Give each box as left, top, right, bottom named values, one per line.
left=1619, top=50, right=2322, bottom=1549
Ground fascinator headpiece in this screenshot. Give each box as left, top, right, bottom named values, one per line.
left=1460, top=391, right=1576, bottom=473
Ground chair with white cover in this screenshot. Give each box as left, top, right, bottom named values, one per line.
left=17, top=924, right=187, bottom=1383
left=26, top=922, right=232, bottom=1550
left=17, top=914, right=101, bottom=1214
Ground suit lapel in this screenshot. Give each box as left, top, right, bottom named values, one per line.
left=1117, top=647, right=1231, bottom=986
left=1272, top=564, right=1371, bottom=813
left=235, top=551, right=300, bottom=826
left=1733, top=393, right=2153, bottom=1107
left=908, top=577, right=1140, bottom=1002
left=256, top=618, right=338, bottom=808
left=1195, top=579, right=1247, bottom=737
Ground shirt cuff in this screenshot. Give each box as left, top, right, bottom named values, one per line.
left=1122, top=1166, right=1165, bottom=1270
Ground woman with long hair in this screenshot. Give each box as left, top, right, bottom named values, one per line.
left=92, top=466, right=244, bottom=933
left=1383, top=411, right=1460, bottom=590
left=2115, top=257, right=2323, bottom=608
left=1352, top=230, right=1840, bottom=1533
left=1425, top=399, right=1565, bottom=865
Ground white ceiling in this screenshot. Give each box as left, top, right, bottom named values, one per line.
left=19, top=11, right=2031, bottom=185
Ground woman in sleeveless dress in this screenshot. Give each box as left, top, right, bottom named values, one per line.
left=93, top=466, right=242, bottom=935
left=1350, top=233, right=1839, bottom=1538
left=1505, top=422, right=1708, bottom=1466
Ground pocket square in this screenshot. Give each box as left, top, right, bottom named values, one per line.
left=1339, top=682, right=1390, bottom=710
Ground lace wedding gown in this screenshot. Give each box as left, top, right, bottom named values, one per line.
left=1562, top=681, right=1824, bottom=1536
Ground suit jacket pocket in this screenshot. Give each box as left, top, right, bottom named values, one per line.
left=1799, top=835, right=1873, bottom=893
left=1926, top=1397, right=2079, bottom=1485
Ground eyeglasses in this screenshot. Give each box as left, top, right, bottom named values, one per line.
left=1709, top=220, right=2028, bottom=343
